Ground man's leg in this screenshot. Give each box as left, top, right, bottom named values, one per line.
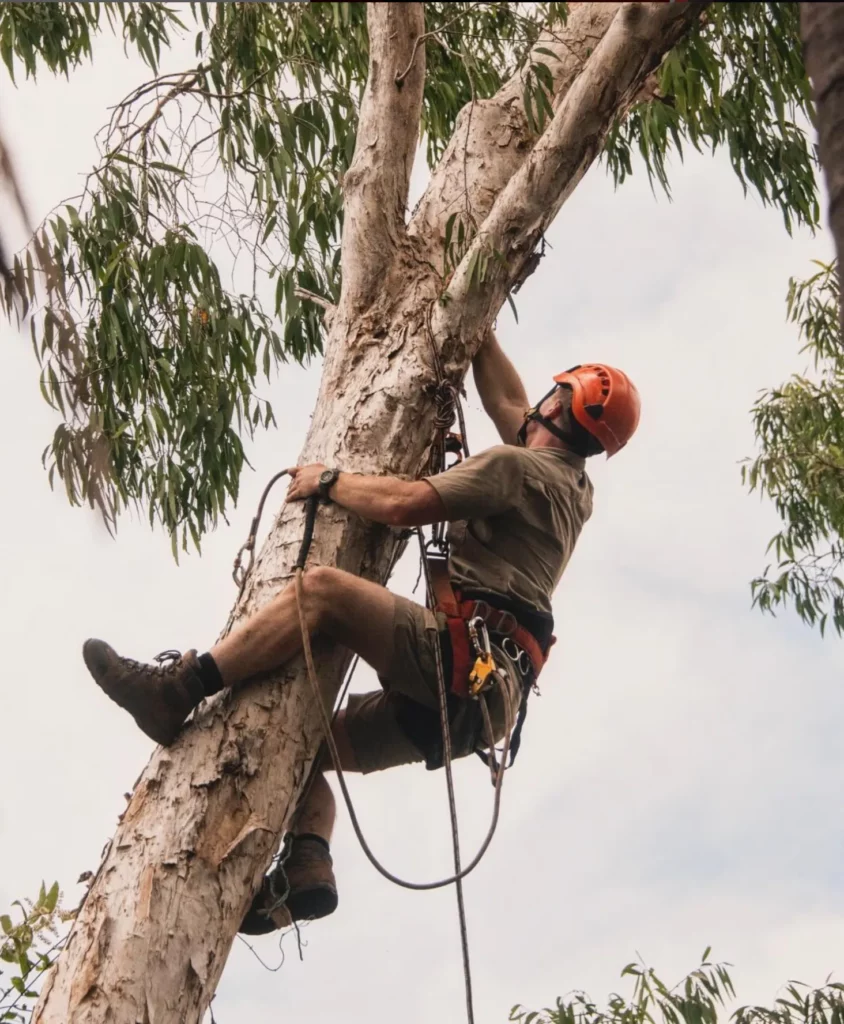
left=83, top=566, right=400, bottom=746
left=239, top=768, right=342, bottom=935
left=83, top=564, right=404, bottom=933
left=209, top=565, right=398, bottom=684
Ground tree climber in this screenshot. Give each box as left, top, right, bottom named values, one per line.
left=81, top=331, right=641, bottom=933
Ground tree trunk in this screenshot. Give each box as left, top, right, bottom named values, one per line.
left=801, top=2, right=844, bottom=335
left=33, top=5, right=706, bottom=1022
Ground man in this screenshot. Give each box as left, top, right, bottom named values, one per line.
left=82, top=332, right=640, bottom=933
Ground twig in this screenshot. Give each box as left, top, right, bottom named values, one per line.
left=395, top=4, right=482, bottom=84
left=104, top=73, right=200, bottom=164
left=294, top=286, right=334, bottom=311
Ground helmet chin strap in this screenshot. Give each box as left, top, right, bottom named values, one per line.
left=516, top=386, right=571, bottom=447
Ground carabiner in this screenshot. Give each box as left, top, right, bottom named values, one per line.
left=468, top=616, right=492, bottom=658
left=501, top=636, right=531, bottom=677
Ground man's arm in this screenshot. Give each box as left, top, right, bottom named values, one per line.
left=286, top=465, right=446, bottom=527
left=472, top=330, right=529, bottom=445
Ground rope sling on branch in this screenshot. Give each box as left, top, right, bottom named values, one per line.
left=230, top=344, right=516, bottom=1024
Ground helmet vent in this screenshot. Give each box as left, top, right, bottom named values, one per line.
left=585, top=403, right=604, bottom=420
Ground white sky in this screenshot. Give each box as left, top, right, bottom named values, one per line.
left=1, top=22, right=841, bottom=1024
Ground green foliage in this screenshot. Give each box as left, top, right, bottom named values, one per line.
left=510, top=956, right=844, bottom=1024
left=604, top=2, right=819, bottom=235
left=0, top=1, right=824, bottom=551
left=522, top=48, right=558, bottom=137
left=0, top=2, right=185, bottom=80
left=0, top=882, right=70, bottom=1023
left=511, top=953, right=735, bottom=1024
left=422, top=4, right=568, bottom=164
left=743, top=260, right=844, bottom=635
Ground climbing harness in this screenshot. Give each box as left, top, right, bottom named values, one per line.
left=425, top=553, right=549, bottom=695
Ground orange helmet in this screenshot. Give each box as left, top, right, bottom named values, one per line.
left=552, top=364, right=640, bottom=456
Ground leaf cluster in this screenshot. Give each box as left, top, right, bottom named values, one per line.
left=511, top=955, right=844, bottom=1024
left=0, top=2, right=184, bottom=80
left=604, top=2, right=819, bottom=235
left=511, top=952, right=736, bottom=1024
left=743, top=261, right=844, bottom=635
left=0, top=882, right=70, bottom=1023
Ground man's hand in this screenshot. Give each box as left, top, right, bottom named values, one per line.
left=285, top=463, right=327, bottom=502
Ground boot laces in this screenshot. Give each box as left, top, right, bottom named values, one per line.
left=153, top=649, right=184, bottom=675
left=116, top=649, right=183, bottom=677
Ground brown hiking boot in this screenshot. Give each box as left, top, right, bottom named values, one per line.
left=239, top=837, right=338, bottom=935
left=82, top=640, right=205, bottom=746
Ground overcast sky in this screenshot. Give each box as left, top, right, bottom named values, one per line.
left=1, top=23, right=841, bottom=1024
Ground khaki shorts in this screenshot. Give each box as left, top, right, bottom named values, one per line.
left=344, top=594, right=523, bottom=774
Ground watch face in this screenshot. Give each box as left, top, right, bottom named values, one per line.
left=319, top=470, right=334, bottom=485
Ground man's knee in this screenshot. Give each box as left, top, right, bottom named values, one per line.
left=298, top=566, right=397, bottom=671
left=299, top=565, right=344, bottom=628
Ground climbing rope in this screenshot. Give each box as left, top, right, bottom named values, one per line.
left=292, top=535, right=513, bottom=884
left=230, top=320, right=510, bottom=1024
left=292, top=526, right=510, bottom=1024
left=424, top=302, right=470, bottom=549
left=229, top=474, right=512, bottom=891
left=231, top=481, right=510, bottom=1024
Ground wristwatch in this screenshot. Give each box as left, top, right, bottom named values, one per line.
left=318, top=467, right=340, bottom=502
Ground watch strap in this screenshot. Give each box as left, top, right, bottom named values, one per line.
left=318, top=467, right=340, bottom=502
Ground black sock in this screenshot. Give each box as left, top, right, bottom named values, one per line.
left=295, top=832, right=330, bottom=852
left=197, top=652, right=225, bottom=697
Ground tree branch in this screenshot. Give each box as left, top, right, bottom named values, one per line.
left=800, top=3, right=844, bottom=337
left=408, top=3, right=622, bottom=263
left=435, top=1, right=709, bottom=350
left=340, top=3, right=426, bottom=312
left=294, top=286, right=335, bottom=311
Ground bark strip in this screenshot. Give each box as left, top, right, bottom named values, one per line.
left=341, top=2, right=426, bottom=312
left=801, top=2, right=844, bottom=334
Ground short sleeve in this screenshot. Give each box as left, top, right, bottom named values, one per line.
left=426, top=446, right=525, bottom=521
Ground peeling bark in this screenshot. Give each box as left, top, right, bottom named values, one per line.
left=801, top=2, right=844, bottom=334
left=33, top=5, right=707, bottom=1022
left=341, top=3, right=426, bottom=312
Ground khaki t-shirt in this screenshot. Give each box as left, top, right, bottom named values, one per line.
left=426, top=445, right=593, bottom=617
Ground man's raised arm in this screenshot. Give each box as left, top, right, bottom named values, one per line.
left=472, top=331, right=529, bottom=446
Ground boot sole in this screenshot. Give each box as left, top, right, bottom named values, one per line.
left=239, top=883, right=338, bottom=935
left=286, top=883, right=338, bottom=921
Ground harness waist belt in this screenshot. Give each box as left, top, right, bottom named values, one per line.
left=427, top=556, right=550, bottom=691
